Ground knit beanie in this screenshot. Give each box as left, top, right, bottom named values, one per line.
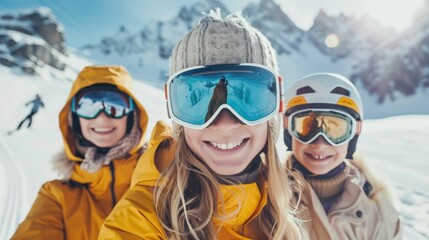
left=169, top=8, right=281, bottom=141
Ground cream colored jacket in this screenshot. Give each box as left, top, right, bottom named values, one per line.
left=287, top=153, right=403, bottom=240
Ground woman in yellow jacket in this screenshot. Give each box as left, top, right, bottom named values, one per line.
left=11, top=65, right=148, bottom=240
left=99, top=10, right=308, bottom=240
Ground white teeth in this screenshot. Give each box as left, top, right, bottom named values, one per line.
left=210, top=139, right=244, bottom=150
left=94, top=128, right=114, bottom=133
left=312, top=154, right=327, bottom=159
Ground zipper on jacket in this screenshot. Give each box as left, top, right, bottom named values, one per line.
left=109, top=161, right=117, bottom=208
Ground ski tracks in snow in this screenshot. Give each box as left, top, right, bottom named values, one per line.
left=0, top=137, right=26, bottom=240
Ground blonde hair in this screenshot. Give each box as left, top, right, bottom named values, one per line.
left=154, top=125, right=308, bottom=239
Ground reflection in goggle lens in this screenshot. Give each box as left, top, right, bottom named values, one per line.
left=73, top=90, right=133, bottom=119
left=291, top=110, right=355, bottom=145
left=168, top=64, right=279, bottom=129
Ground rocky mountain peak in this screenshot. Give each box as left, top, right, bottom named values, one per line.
left=76, top=0, right=428, bottom=103
left=243, top=0, right=304, bottom=54
left=0, top=7, right=67, bottom=74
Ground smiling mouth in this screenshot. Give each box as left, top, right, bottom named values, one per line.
left=305, top=153, right=331, bottom=160
left=205, top=138, right=249, bottom=150
left=92, top=127, right=116, bottom=134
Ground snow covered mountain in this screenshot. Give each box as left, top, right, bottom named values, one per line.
left=79, top=0, right=230, bottom=86
left=0, top=7, right=91, bottom=81
left=351, top=0, right=429, bottom=103
left=82, top=0, right=228, bottom=60
left=79, top=0, right=429, bottom=114
left=242, top=0, right=304, bottom=55
left=1, top=1, right=428, bottom=117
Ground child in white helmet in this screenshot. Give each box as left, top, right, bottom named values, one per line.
left=283, top=73, right=403, bottom=239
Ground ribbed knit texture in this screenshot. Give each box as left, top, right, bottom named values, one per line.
left=169, top=9, right=281, bottom=142
left=292, top=158, right=351, bottom=212
left=169, top=9, right=278, bottom=75
left=306, top=163, right=350, bottom=202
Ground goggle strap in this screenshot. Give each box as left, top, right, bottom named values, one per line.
left=71, top=97, right=76, bottom=112
left=128, top=96, right=134, bottom=111
left=283, top=115, right=288, bottom=129
left=356, top=121, right=362, bottom=134
left=278, top=76, right=284, bottom=113
left=166, top=101, right=171, bottom=118
left=163, top=83, right=170, bottom=118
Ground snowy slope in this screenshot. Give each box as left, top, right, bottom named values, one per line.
left=0, top=69, right=428, bottom=239
left=0, top=68, right=169, bottom=239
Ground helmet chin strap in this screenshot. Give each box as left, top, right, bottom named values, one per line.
left=346, top=135, right=359, bottom=160
left=283, top=128, right=293, bottom=151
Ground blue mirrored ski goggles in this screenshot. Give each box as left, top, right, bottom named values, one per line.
left=287, top=109, right=359, bottom=146
left=165, top=64, right=283, bottom=129
left=71, top=90, right=134, bottom=119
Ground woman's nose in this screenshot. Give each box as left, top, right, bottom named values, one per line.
left=210, top=109, right=241, bottom=130
left=95, top=111, right=111, bottom=120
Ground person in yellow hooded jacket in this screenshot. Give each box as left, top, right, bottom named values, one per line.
left=11, top=65, right=148, bottom=240
left=99, top=10, right=309, bottom=240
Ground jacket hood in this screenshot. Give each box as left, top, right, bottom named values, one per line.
left=131, top=120, right=174, bottom=187
left=59, top=65, right=148, bottom=162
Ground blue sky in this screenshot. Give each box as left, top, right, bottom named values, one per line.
left=1, top=0, right=425, bottom=48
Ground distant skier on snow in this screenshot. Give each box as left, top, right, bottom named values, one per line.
left=15, top=94, right=44, bottom=131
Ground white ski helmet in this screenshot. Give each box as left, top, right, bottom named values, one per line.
left=283, top=73, right=363, bottom=159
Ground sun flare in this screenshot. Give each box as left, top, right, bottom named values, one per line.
left=325, top=33, right=340, bottom=48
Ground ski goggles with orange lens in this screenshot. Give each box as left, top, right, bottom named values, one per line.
left=287, top=109, right=359, bottom=146
left=71, top=90, right=134, bottom=119
left=165, top=64, right=283, bottom=129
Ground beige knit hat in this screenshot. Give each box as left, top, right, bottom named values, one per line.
left=169, top=8, right=281, bottom=141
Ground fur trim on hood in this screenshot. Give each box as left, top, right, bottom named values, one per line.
left=51, top=150, right=76, bottom=181
left=78, top=117, right=141, bottom=173
left=51, top=113, right=145, bottom=181
left=285, top=151, right=400, bottom=208
left=349, top=152, right=400, bottom=208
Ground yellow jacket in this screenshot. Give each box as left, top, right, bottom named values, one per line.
left=99, top=121, right=268, bottom=239
left=12, top=66, right=148, bottom=240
